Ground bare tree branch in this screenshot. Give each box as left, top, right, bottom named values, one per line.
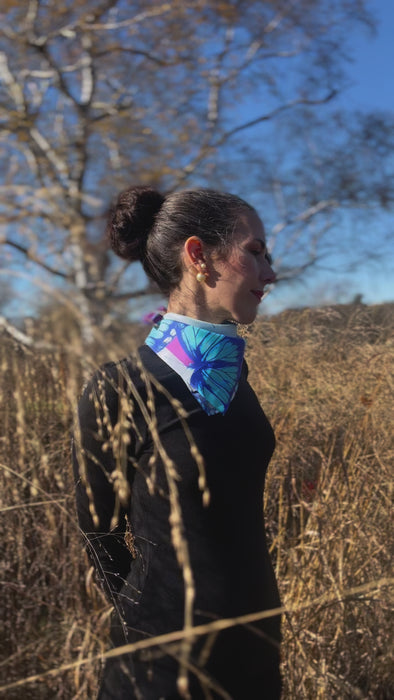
left=272, top=200, right=339, bottom=236
left=0, top=0, right=388, bottom=332
left=81, top=3, right=173, bottom=31
left=221, top=91, right=337, bottom=142
left=29, top=127, right=73, bottom=190
left=0, top=238, right=70, bottom=279
left=0, top=52, right=25, bottom=109
left=275, top=254, right=323, bottom=282
left=94, top=45, right=176, bottom=67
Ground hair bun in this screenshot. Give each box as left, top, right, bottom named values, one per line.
left=106, top=185, right=165, bottom=262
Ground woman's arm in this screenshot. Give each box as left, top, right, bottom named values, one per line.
left=72, top=367, right=135, bottom=602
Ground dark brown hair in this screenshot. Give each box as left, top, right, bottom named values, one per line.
left=106, top=185, right=254, bottom=295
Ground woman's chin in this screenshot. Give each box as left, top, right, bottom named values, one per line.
left=234, top=310, right=258, bottom=325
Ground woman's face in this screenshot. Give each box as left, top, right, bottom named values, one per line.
left=206, top=209, right=276, bottom=324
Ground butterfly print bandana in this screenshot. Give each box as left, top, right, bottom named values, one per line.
left=145, top=317, right=245, bottom=415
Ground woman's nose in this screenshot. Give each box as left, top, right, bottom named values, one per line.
left=262, top=261, right=276, bottom=285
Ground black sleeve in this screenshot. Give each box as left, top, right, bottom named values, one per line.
left=72, top=366, right=135, bottom=602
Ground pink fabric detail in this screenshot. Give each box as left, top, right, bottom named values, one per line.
left=166, top=336, right=193, bottom=366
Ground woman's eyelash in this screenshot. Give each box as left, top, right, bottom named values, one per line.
left=251, top=248, right=273, bottom=264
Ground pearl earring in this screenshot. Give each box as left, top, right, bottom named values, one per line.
left=196, top=261, right=207, bottom=283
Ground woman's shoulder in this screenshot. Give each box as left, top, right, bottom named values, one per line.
left=77, top=354, right=145, bottom=417
left=83, top=354, right=138, bottom=388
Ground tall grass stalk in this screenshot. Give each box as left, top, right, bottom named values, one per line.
left=1, top=303, right=393, bottom=699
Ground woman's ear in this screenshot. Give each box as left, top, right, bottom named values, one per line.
left=184, top=236, right=206, bottom=266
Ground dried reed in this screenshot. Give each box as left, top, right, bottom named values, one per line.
left=0, top=303, right=392, bottom=699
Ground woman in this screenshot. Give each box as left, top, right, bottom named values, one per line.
left=73, top=186, right=281, bottom=699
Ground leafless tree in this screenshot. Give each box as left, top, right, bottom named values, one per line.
left=1, top=0, right=391, bottom=340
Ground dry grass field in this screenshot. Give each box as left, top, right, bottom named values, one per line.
left=0, top=303, right=393, bottom=699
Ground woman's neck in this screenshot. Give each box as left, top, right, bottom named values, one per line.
left=167, top=289, right=227, bottom=324
left=164, top=311, right=237, bottom=335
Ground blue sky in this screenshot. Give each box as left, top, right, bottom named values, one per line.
left=345, top=0, right=393, bottom=113
left=262, top=0, right=394, bottom=315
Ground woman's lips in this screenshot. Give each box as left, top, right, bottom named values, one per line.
left=251, top=290, right=264, bottom=302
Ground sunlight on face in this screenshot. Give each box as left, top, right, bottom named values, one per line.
left=207, top=210, right=276, bottom=324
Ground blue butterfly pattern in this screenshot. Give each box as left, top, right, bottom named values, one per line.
left=145, top=319, right=245, bottom=415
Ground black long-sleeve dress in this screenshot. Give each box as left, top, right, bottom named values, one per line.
left=73, top=344, right=282, bottom=699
